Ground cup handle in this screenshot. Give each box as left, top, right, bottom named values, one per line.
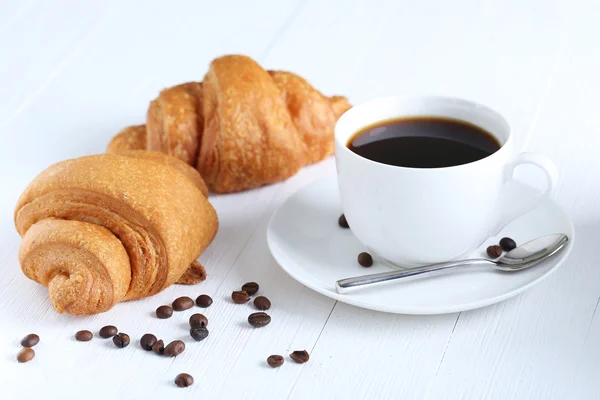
left=491, top=152, right=559, bottom=235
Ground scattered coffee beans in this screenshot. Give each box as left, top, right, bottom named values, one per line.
left=232, top=290, right=250, bottom=304
left=156, top=305, right=174, bottom=319
left=242, top=282, right=259, bottom=296
left=338, top=214, right=349, bottom=228
left=189, top=313, right=208, bottom=329
left=254, top=296, right=271, bottom=311
left=17, top=348, right=35, bottom=363
left=190, top=327, right=209, bottom=341
left=20, top=334, right=39, bottom=347
left=164, top=340, right=185, bottom=357
left=152, top=339, right=165, bottom=355
left=290, top=350, right=310, bottom=364
left=175, top=373, right=194, bottom=388
left=172, top=296, right=194, bottom=311
left=99, top=325, right=118, bottom=338
left=486, top=245, right=503, bottom=258
left=140, top=334, right=157, bottom=351
left=75, top=330, right=93, bottom=342
left=499, top=237, right=517, bottom=252
left=248, top=312, right=271, bottom=327
left=196, top=294, right=213, bottom=308
left=358, top=252, right=373, bottom=267
left=112, top=333, right=130, bottom=348
left=267, top=355, right=284, bottom=368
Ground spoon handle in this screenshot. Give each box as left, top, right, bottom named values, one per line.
left=335, top=258, right=494, bottom=294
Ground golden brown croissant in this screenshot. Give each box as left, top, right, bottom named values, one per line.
left=116, top=149, right=208, bottom=197
left=107, top=54, right=351, bottom=193
left=14, top=152, right=218, bottom=315
left=107, top=125, right=146, bottom=154
left=147, top=82, right=204, bottom=166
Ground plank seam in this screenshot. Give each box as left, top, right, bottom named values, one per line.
left=426, top=312, right=461, bottom=399
left=287, top=300, right=338, bottom=400
left=259, top=0, right=308, bottom=62
left=584, top=294, right=600, bottom=342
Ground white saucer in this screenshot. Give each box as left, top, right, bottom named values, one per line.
left=267, top=175, right=574, bottom=314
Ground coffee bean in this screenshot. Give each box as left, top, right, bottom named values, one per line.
left=486, top=245, right=503, bottom=258
left=17, top=348, right=35, bottom=363
left=112, top=333, right=130, bottom=348
left=99, top=325, right=118, bottom=338
left=175, top=373, right=194, bottom=388
left=248, top=312, right=271, bottom=327
left=190, top=327, right=209, bottom=341
left=358, top=252, right=373, bottom=267
left=254, top=296, right=271, bottom=311
left=172, top=296, right=194, bottom=311
left=196, top=294, right=213, bottom=308
left=242, top=282, right=259, bottom=296
left=267, top=355, right=284, bottom=368
left=152, top=339, right=165, bottom=355
left=290, top=350, right=309, bottom=364
left=189, top=313, right=208, bottom=329
left=338, top=214, right=349, bottom=228
left=140, top=334, right=157, bottom=351
left=20, top=334, right=39, bottom=347
left=75, top=330, right=93, bottom=342
left=499, top=237, right=517, bottom=252
left=156, top=305, right=174, bottom=319
left=232, top=290, right=250, bottom=304
left=164, top=340, right=185, bottom=357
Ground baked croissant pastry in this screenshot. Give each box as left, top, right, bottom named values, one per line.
left=14, top=152, right=218, bottom=315
left=106, top=125, right=146, bottom=155
left=107, top=54, right=351, bottom=193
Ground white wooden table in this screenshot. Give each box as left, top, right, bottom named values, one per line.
left=1, top=1, right=598, bottom=399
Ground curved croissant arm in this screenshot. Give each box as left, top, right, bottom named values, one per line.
left=107, top=125, right=147, bottom=153
left=19, top=218, right=132, bottom=314
left=146, top=82, right=204, bottom=167
left=267, top=70, right=351, bottom=165
left=14, top=154, right=218, bottom=315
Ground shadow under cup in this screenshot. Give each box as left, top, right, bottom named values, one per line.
left=334, top=96, right=516, bottom=266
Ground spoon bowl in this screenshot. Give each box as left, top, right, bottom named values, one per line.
left=496, top=233, right=569, bottom=270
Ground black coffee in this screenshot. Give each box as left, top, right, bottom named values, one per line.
left=347, top=117, right=500, bottom=168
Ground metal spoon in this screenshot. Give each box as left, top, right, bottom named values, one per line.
left=335, top=233, right=569, bottom=294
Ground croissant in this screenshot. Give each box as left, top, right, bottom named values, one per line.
left=107, top=54, right=351, bottom=193
left=106, top=125, right=146, bottom=155
left=14, top=152, right=218, bottom=315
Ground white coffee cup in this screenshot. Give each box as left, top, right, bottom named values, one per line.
left=334, top=96, right=558, bottom=266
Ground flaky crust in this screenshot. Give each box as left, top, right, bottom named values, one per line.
left=19, top=219, right=131, bottom=314
left=107, top=125, right=147, bottom=153
left=268, top=70, right=351, bottom=165
left=198, top=55, right=305, bottom=192
left=14, top=154, right=218, bottom=315
left=147, top=82, right=204, bottom=166
left=107, top=55, right=352, bottom=193
left=176, top=260, right=207, bottom=285
left=114, top=150, right=208, bottom=197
